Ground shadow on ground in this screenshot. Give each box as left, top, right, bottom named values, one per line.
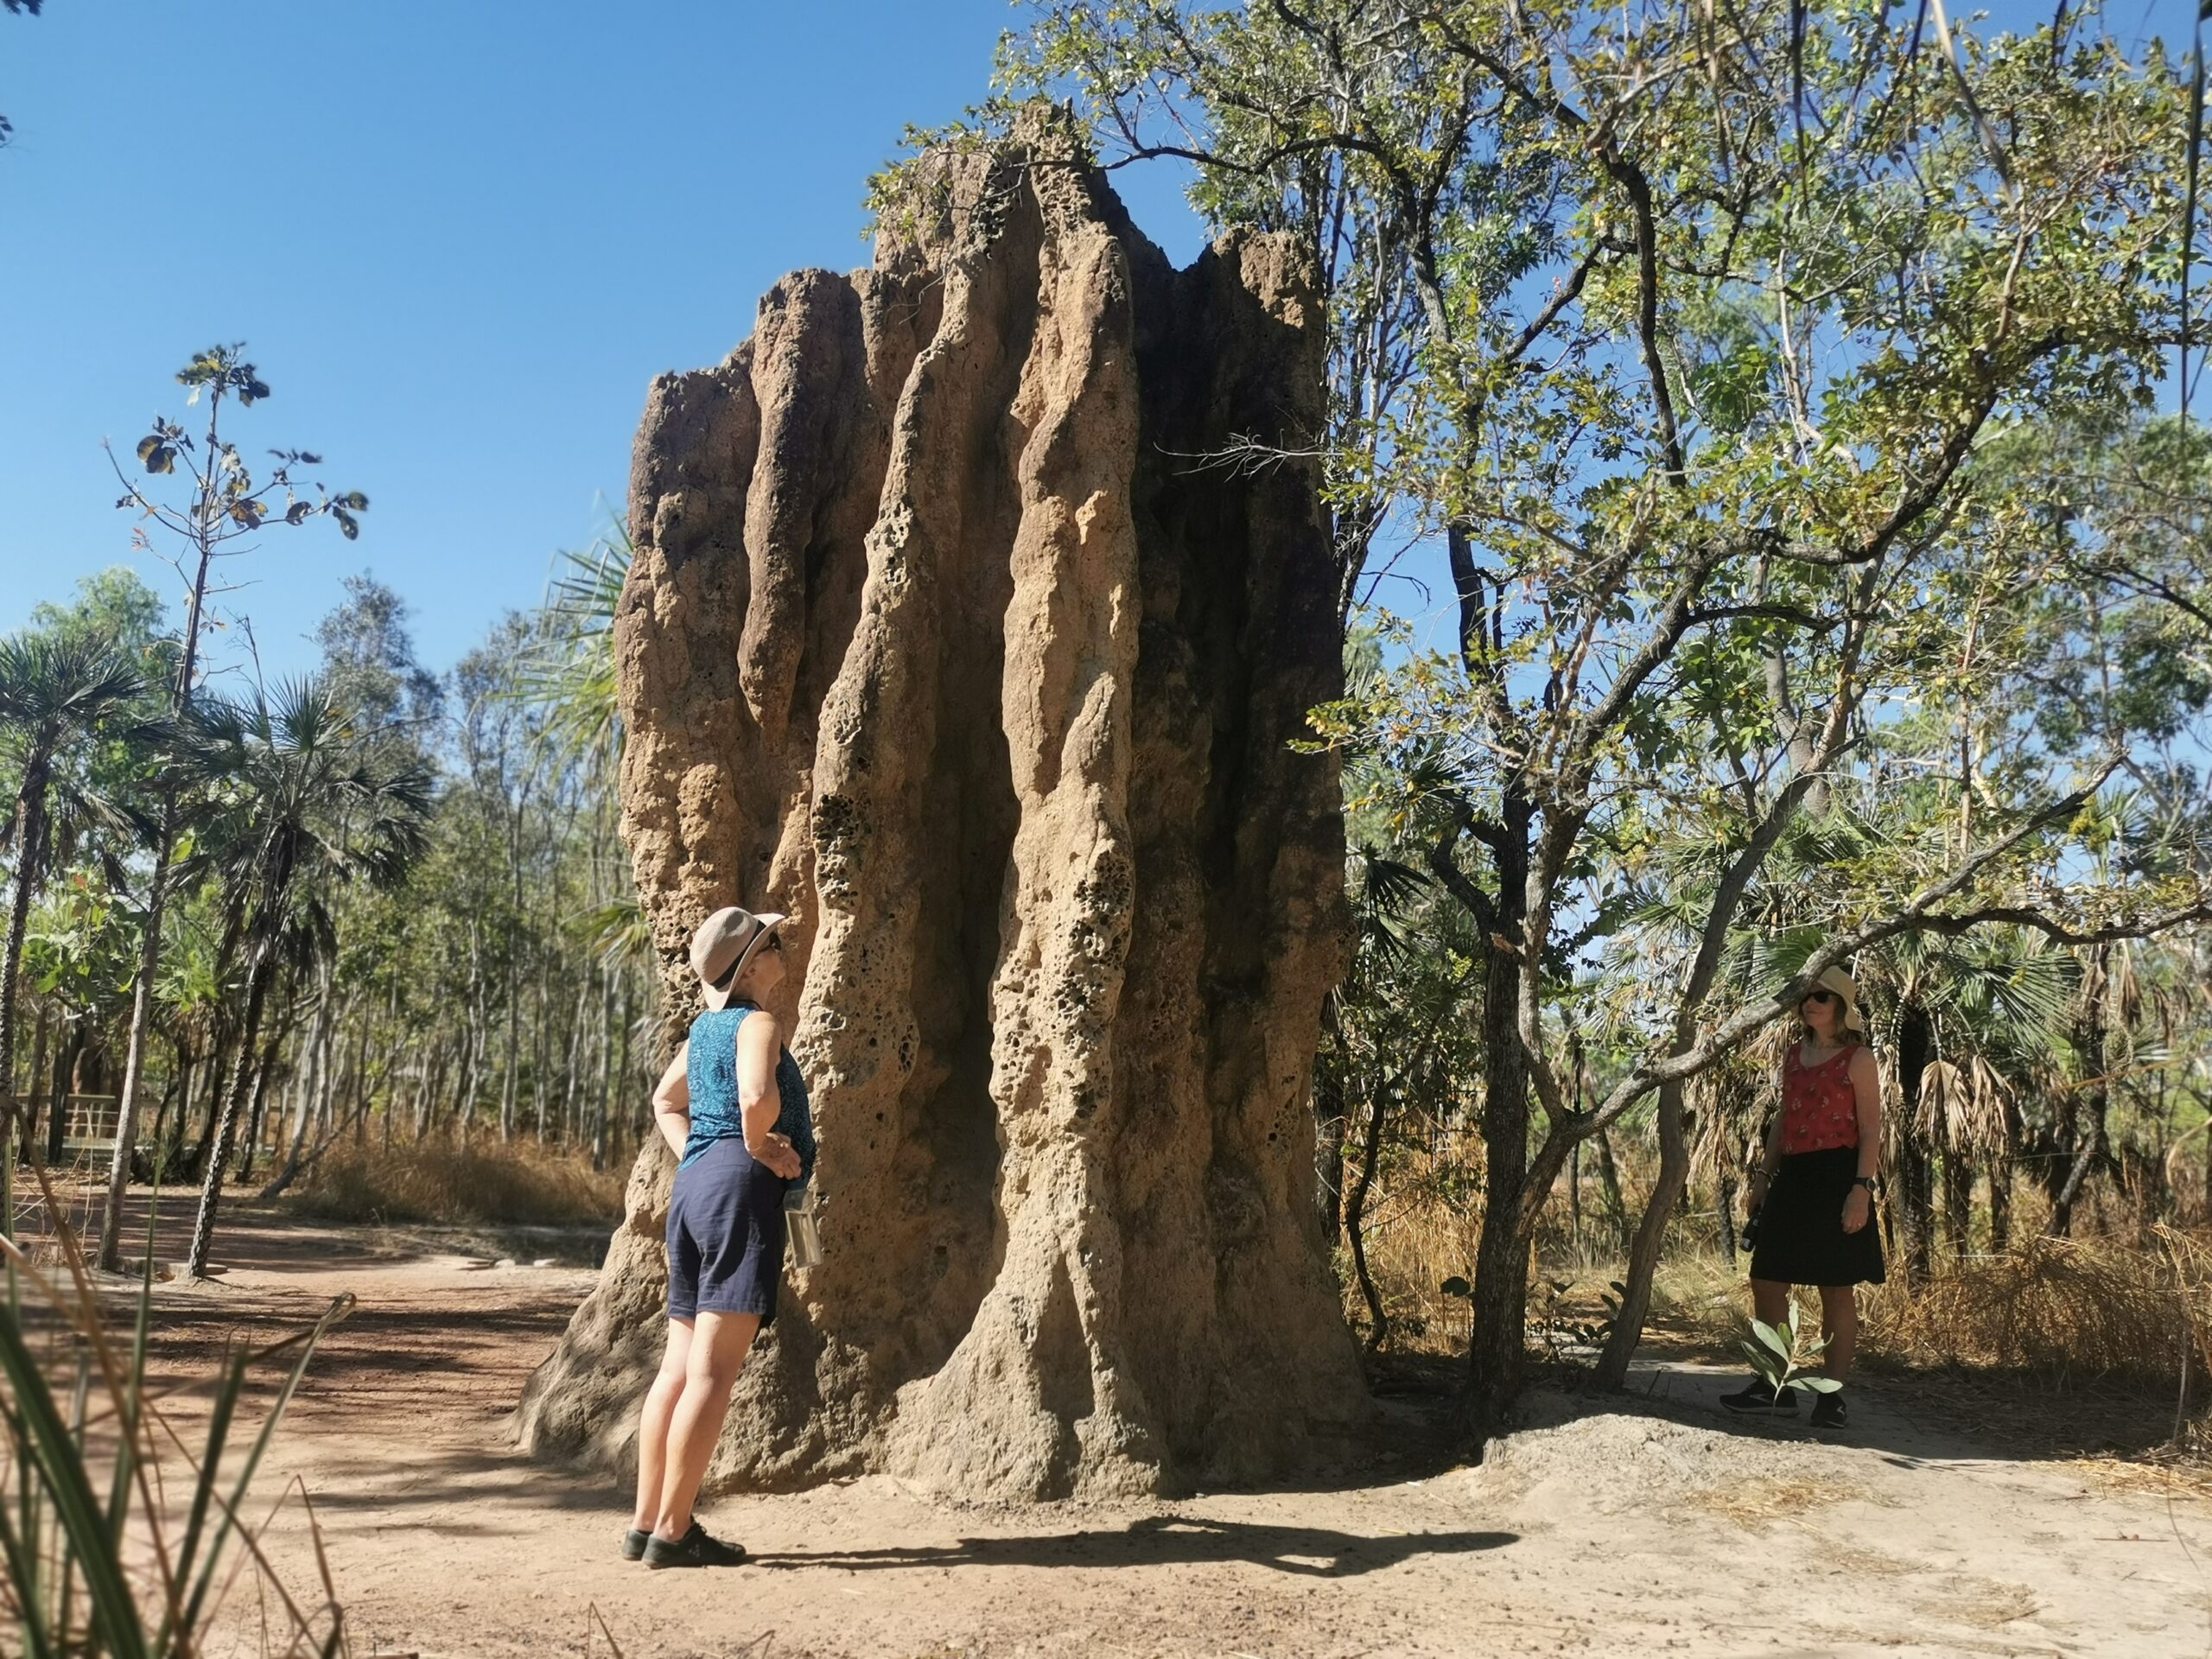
left=750, top=1513, right=1518, bottom=1578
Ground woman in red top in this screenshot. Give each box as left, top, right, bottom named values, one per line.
left=1721, top=964, right=1884, bottom=1429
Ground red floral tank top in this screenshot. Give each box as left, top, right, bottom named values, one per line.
left=1780, top=1041, right=1861, bottom=1154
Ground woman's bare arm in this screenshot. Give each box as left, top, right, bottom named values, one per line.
left=1843, top=1046, right=1882, bottom=1233
left=1848, top=1047, right=1882, bottom=1180
left=651, top=1044, right=691, bottom=1159
left=735, top=1012, right=803, bottom=1179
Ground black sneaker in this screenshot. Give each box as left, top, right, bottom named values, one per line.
left=642, top=1521, right=747, bottom=1569
left=1808, top=1389, right=1848, bottom=1431
left=1719, top=1375, right=1797, bottom=1414
left=620, top=1528, right=650, bottom=1561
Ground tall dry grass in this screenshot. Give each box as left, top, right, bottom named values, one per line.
left=285, top=1139, right=623, bottom=1228
left=1344, top=1127, right=2211, bottom=1424
left=1863, top=1230, right=2208, bottom=1394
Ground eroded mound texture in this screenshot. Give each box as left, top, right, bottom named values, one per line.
left=517, top=127, right=1365, bottom=1501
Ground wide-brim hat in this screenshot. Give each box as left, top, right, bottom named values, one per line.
left=1807, top=964, right=1866, bottom=1034
left=690, top=906, right=788, bottom=1011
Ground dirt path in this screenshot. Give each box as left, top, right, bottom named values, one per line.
left=40, top=1193, right=2212, bottom=1658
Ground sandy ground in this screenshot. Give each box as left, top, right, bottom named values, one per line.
left=22, top=1188, right=2212, bottom=1659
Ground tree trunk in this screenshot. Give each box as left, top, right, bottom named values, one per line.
left=587, top=973, right=610, bottom=1169
left=1716, top=1170, right=1738, bottom=1269
left=186, top=949, right=275, bottom=1278
left=1894, top=1002, right=1936, bottom=1282
left=1344, top=1075, right=1390, bottom=1352
left=0, top=763, right=50, bottom=1154
left=22, top=1005, right=48, bottom=1154
left=1463, top=800, right=1533, bottom=1439
left=1593, top=1127, right=1625, bottom=1240
left=1594, top=1078, right=1691, bottom=1388
left=260, top=969, right=333, bottom=1200
left=43, top=1021, right=81, bottom=1168
left=1989, top=1154, right=2012, bottom=1249
left=1942, top=1154, right=1974, bottom=1261
left=235, top=1024, right=284, bottom=1183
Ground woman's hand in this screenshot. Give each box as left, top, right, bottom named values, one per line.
left=1841, top=1185, right=1872, bottom=1235
left=749, top=1131, right=803, bottom=1181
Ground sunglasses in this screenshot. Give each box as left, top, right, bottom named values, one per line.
left=1802, top=988, right=1840, bottom=1006
left=762, top=933, right=785, bottom=953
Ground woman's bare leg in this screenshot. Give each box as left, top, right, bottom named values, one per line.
left=1750, top=1277, right=1789, bottom=1329
left=1818, top=1284, right=1858, bottom=1381
left=653, top=1309, right=762, bottom=1540
left=632, top=1319, right=693, bottom=1532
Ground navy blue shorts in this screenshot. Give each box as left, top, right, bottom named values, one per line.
left=665, top=1137, right=788, bottom=1325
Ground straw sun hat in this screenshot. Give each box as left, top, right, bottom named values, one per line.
left=689, top=906, right=789, bottom=1011
left=1802, top=964, right=1866, bottom=1034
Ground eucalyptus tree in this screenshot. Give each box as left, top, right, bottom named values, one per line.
left=176, top=677, right=430, bottom=1279
left=992, top=0, right=2212, bottom=1430
left=0, top=633, right=150, bottom=1145
left=96, top=344, right=366, bottom=1272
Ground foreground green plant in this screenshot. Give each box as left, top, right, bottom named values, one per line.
left=1739, top=1301, right=1842, bottom=1408
left=0, top=1168, right=352, bottom=1656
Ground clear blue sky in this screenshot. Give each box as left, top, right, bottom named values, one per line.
left=0, top=1, right=1206, bottom=683
left=2, top=3, right=2201, bottom=684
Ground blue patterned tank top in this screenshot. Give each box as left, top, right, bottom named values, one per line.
left=681, top=1002, right=815, bottom=1185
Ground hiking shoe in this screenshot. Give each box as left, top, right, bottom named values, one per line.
left=642, top=1521, right=747, bottom=1569
left=1719, top=1375, right=1796, bottom=1414
left=620, top=1528, right=650, bottom=1561
left=1808, top=1389, right=1849, bottom=1431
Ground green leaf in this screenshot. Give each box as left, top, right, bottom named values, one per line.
left=135, top=436, right=174, bottom=475
left=1796, top=1375, right=1843, bottom=1393
left=1750, top=1319, right=1791, bottom=1358
left=1738, top=1339, right=1782, bottom=1382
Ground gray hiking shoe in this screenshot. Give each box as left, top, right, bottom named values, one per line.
left=1808, top=1389, right=1849, bottom=1431
left=642, top=1521, right=747, bottom=1569
left=621, top=1528, right=650, bottom=1561
left=1719, top=1375, right=1797, bottom=1413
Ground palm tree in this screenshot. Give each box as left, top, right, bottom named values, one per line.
left=0, top=632, right=150, bottom=1148
left=177, top=677, right=431, bottom=1278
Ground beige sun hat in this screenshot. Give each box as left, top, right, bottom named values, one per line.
left=689, top=906, right=788, bottom=1011
left=1805, top=963, right=1866, bottom=1034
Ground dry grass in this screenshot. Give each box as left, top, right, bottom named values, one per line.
left=285, top=1138, right=624, bottom=1228
left=1690, top=1473, right=1885, bottom=1527
left=1861, top=1231, right=2203, bottom=1391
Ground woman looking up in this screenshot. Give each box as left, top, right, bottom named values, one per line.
left=623, top=905, right=816, bottom=1568
left=1722, top=963, right=1884, bottom=1431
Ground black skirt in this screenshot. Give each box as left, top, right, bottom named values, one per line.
left=1751, top=1146, right=1885, bottom=1287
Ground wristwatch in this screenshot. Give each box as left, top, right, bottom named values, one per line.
left=1853, top=1175, right=1877, bottom=1191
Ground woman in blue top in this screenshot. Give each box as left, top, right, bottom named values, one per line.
left=624, top=904, right=816, bottom=1570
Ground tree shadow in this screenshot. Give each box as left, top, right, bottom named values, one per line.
left=749, top=1513, right=1516, bottom=1579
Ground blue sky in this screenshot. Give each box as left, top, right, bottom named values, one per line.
left=2, top=2, right=2202, bottom=687
left=0, top=1, right=1206, bottom=683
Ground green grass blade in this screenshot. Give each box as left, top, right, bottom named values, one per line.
left=178, top=1294, right=353, bottom=1637
left=0, top=1310, right=150, bottom=1659
left=104, top=1269, right=154, bottom=1546
left=158, top=1347, right=245, bottom=1647
left=0, top=1462, right=58, bottom=1659
left=55, top=1352, right=92, bottom=1649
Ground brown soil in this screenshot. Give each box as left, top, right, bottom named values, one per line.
left=26, top=1189, right=2212, bottom=1658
